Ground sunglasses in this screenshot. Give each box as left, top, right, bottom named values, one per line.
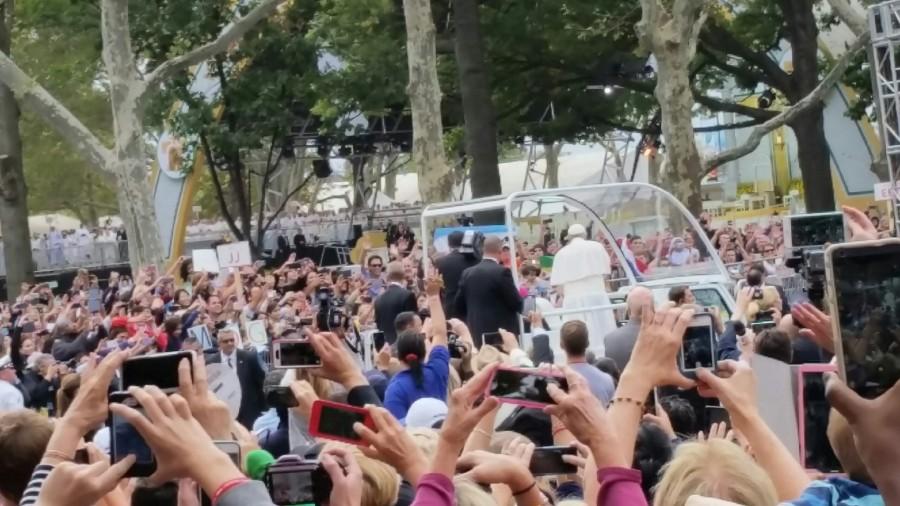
left=369, top=264, right=383, bottom=268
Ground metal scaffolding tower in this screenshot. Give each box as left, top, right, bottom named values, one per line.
left=869, top=1, right=900, bottom=233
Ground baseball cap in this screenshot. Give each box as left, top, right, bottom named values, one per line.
left=404, top=398, right=448, bottom=429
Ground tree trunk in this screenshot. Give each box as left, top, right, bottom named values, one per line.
left=0, top=4, right=33, bottom=300
left=453, top=0, right=501, bottom=199
left=637, top=0, right=707, bottom=216
left=102, top=0, right=165, bottom=268
left=544, top=142, right=560, bottom=188
left=782, top=0, right=835, bottom=212
left=402, top=0, right=454, bottom=204
left=790, top=108, right=833, bottom=212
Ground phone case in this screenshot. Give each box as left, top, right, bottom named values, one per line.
left=794, top=364, right=839, bottom=473
left=307, top=400, right=375, bottom=446
left=486, top=366, right=567, bottom=409
left=108, top=392, right=157, bottom=477
left=824, top=238, right=900, bottom=390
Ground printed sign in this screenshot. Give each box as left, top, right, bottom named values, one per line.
left=206, top=363, right=242, bottom=419
left=217, top=241, right=252, bottom=269
left=873, top=181, right=900, bottom=202
left=187, top=324, right=214, bottom=351
left=246, top=320, right=269, bottom=348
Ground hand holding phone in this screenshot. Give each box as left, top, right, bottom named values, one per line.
left=488, top=366, right=568, bottom=407
left=529, top=445, right=578, bottom=476
left=121, top=351, right=193, bottom=392
left=308, top=400, right=375, bottom=445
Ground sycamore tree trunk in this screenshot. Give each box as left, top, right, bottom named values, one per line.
left=0, top=3, right=33, bottom=299
left=637, top=0, right=707, bottom=216
left=102, top=0, right=165, bottom=268
left=402, top=0, right=454, bottom=204
left=453, top=0, right=501, bottom=200
left=782, top=0, right=835, bottom=212
left=545, top=142, right=561, bottom=188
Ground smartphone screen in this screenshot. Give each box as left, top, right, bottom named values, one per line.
left=529, top=446, right=577, bottom=476
left=705, top=406, right=731, bottom=430
left=801, top=372, right=842, bottom=472
left=489, top=368, right=568, bottom=405
left=680, top=315, right=716, bottom=373
left=268, top=468, right=315, bottom=505
left=109, top=392, right=155, bottom=477
left=788, top=213, right=844, bottom=249
left=830, top=243, right=900, bottom=398
left=274, top=340, right=321, bottom=368
left=121, top=351, right=192, bottom=391
left=309, top=401, right=370, bottom=443
left=265, top=386, right=299, bottom=409
left=372, top=331, right=386, bottom=351
left=750, top=320, right=777, bottom=333
left=482, top=332, right=503, bottom=348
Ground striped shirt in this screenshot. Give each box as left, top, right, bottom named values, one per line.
left=19, top=463, right=54, bottom=506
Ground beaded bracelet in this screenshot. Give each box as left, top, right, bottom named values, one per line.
left=609, top=396, right=644, bottom=410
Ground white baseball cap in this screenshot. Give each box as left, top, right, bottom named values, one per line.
left=404, top=397, right=448, bottom=429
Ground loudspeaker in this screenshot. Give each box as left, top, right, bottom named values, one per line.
left=313, top=159, right=332, bottom=178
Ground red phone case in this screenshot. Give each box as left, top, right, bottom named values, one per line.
left=308, top=399, right=376, bottom=446
left=485, top=366, right=566, bottom=409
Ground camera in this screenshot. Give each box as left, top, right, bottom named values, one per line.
left=448, top=330, right=466, bottom=359
left=785, top=248, right=826, bottom=309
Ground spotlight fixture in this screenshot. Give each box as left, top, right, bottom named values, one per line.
left=603, top=85, right=615, bottom=96
left=758, top=89, right=776, bottom=109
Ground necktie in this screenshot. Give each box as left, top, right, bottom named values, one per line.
left=227, top=357, right=233, bottom=369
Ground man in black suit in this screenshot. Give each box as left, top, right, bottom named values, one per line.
left=374, top=262, right=418, bottom=345
left=434, top=231, right=479, bottom=318
left=456, top=236, right=523, bottom=347
left=205, top=328, right=266, bottom=429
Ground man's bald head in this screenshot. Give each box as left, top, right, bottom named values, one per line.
left=483, top=236, right=503, bottom=256
left=626, top=286, right=653, bottom=320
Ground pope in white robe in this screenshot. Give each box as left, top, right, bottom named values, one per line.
left=550, top=224, right=617, bottom=355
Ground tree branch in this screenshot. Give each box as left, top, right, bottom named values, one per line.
left=141, top=0, right=288, bottom=96
left=263, top=171, right=314, bottom=232
left=200, top=133, right=244, bottom=240
left=694, top=92, right=779, bottom=121
left=701, top=23, right=793, bottom=92
left=703, top=32, right=869, bottom=173
left=0, top=54, right=113, bottom=172
left=826, top=0, right=867, bottom=37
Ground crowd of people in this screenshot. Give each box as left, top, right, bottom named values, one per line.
left=0, top=204, right=897, bottom=506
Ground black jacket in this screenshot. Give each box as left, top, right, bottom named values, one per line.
left=205, top=349, right=267, bottom=429
left=22, top=369, right=56, bottom=412
left=455, top=259, right=523, bottom=347
left=374, top=284, right=418, bottom=345
left=434, top=250, right=479, bottom=318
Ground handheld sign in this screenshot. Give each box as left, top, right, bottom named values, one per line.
left=217, top=241, right=252, bottom=269
left=206, top=363, right=242, bottom=419
left=192, top=249, right=220, bottom=273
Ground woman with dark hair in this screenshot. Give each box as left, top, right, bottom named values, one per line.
left=633, top=421, right=674, bottom=500
left=382, top=277, right=450, bottom=421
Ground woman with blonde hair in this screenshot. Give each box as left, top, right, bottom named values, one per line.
left=653, top=438, right=778, bottom=506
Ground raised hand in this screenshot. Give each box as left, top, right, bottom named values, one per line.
left=354, top=405, right=428, bottom=485
left=696, top=360, right=758, bottom=427
left=826, top=375, right=900, bottom=503
left=35, top=455, right=135, bottom=506
left=177, top=355, right=232, bottom=439
left=625, top=304, right=696, bottom=390
left=791, top=303, right=834, bottom=353
left=842, top=205, right=878, bottom=242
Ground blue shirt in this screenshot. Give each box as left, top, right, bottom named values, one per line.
left=568, top=362, right=616, bottom=406
left=782, top=478, right=883, bottom=506
left=384, top=345, right=450, bottom=421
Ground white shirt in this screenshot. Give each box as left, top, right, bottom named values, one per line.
left=0, top=380, right=24, bottom=411
left=221, top=351, right=237, bottom=371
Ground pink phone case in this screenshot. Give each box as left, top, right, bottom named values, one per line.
left=795, top=363, right=843, bottom=475
left=485, top=366, right=566, bottom=409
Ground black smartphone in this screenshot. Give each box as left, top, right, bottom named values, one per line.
left=529, top=445, right=578, bottom=476
left=265, top=460, right=332, bottom=505
left=265, top=386, right=299, bottom=409
left=372, top=331, right=386, bottom=351
left=482, top=331, right=503, bottom=348
left=799, top=369, right=842, bottom=473
left=488, top=367, right=569, bottom=406
left=826, top=240, right=900, bottom=398
left=121, top=351, right=192, bottom=392
left=108, top=391, right=156, bottom=477
left=272, top=340, right=321, bottom=369
left=679, top=313, right=716, bottom=379
left=705, top=405, right=731, bottom=431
